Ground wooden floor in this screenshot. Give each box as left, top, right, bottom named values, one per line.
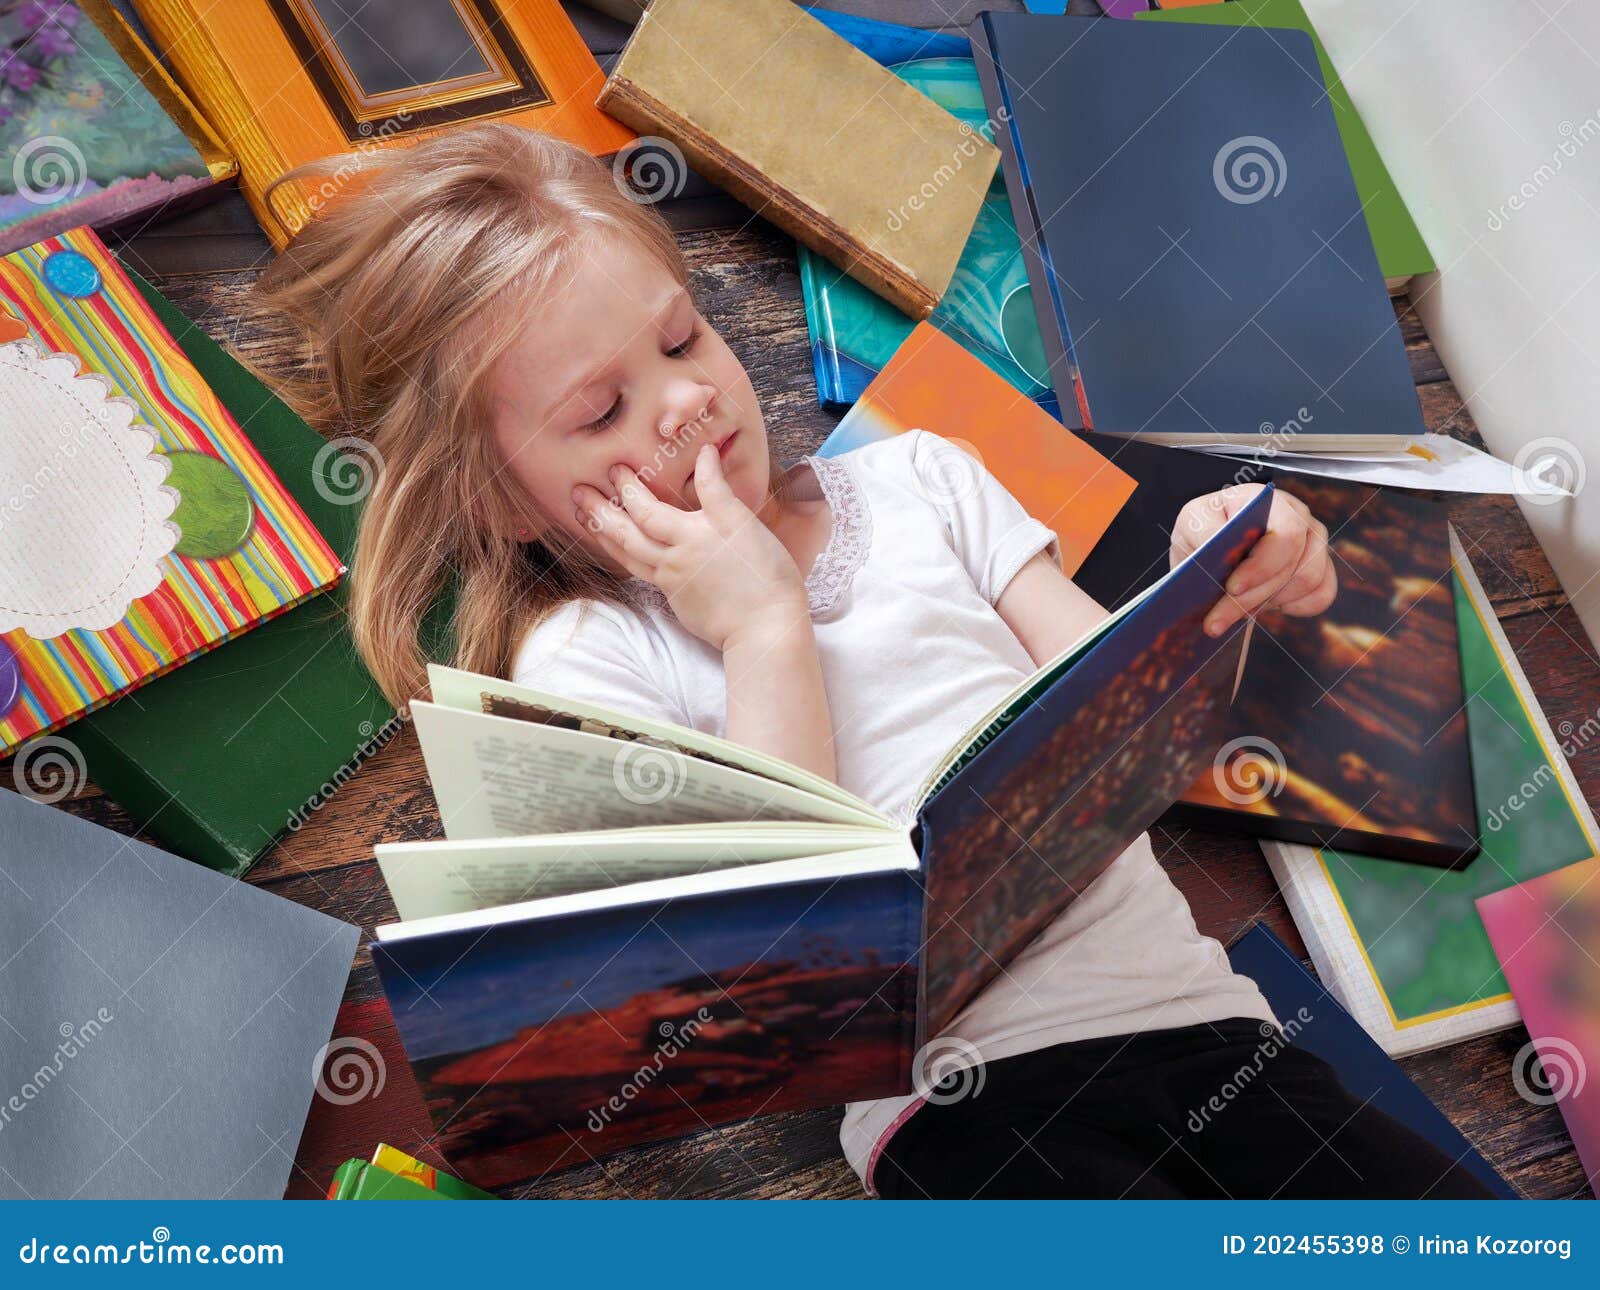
left=51, top=187, right=1593, bottom=1199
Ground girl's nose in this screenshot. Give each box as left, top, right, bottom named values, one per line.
left=657, top=379, right=718, bottom=440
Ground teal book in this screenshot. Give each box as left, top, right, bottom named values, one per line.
left=796, top=11, right=1067, bottom=420
left=66, top=267, right=396, bottom=877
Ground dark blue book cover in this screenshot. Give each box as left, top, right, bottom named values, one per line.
left=1228, top=924, right=1515, bottom=1198
left=917, top=485, right=1272, bottom=1035
left=971, top=13, right=1426, bottom=448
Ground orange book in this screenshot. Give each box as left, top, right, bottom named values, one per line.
left=131, top=0, right=635, bottom=245
left=818, top=323, right=1135, bottom=576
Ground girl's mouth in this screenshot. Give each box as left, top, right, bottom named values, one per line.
left=715, top=429, right=738, bottom=460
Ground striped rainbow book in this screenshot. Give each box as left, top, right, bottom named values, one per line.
left=0, top=227, right=342, bottom=755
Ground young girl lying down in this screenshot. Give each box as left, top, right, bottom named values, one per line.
left=252, top=124, right=1492, bottom=1199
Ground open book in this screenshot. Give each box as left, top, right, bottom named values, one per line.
left=369, top=486, right=1272, bottom=1187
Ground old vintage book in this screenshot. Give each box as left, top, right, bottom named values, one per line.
left=130, top=0, right=635, bottom=245
left=598, top=0, right=998, bottom=318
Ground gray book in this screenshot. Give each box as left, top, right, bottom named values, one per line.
left=0, top=791, right=358, bottom=1199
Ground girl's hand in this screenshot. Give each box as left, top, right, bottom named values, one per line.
left=574, top=444, right=809, bottom=653
left=1170, top=483, right=1337, bottom=637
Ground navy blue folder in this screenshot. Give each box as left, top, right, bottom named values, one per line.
left=970, top=13, right=1426, bottom=449
left=1229, top=924, right=1514, bottom=1199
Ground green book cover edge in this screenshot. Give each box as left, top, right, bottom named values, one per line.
left=66, top=267, right=395, bottom=877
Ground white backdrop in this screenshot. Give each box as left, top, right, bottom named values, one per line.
left=1303, top=0, right=1600, bottom=652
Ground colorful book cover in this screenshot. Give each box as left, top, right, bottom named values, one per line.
left=0, top=226, right=344, bottom=754
left=325, top=1160, right=449, bottom=1201
left=1263, top=530, right=1600, bottom=1056
left=0, top=0, right=232, bottom=256
left=369, top=1143, right=495, bottom=1200
left=1169, top=480, right=1478, bottom=867
left=794, top=17, right=1063, bottom=419
left=971, top=12, right=1425, bottom=449
left=1477, top=859, right=1600, bottom=1194
left=1227, top=923, right=1514, bottom=1198
left=1136, top=0, right=1434, bottom=287
left=818, top=322, right=1134, bottom=577
left=63, top=266, right=399, bottom=878
left=131, top=0, right=633, bottom=247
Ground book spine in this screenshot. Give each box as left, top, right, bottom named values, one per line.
left=67, top=720, right=251, bottom=877
left=130, top=1, right=296, bottom=243
left=968, top=14, right=1089, bottom=431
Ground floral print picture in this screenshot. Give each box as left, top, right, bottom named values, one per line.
left=0, top=2, right=215, bottom=254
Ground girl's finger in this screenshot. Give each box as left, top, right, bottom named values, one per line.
left=693, top=442, right=742, bottom=516
left=611, top=465, right=691, bottom=543
left=1204, top=528, right=1306, bottom=635
left=1224, top=519, right=1307, bottom=600
left=581, top=494, right=667, bottom=569
left=1278, top=560, right=1339, bottom=617
left=585, top=517, right=656, bottom=582
left=1266, top=522, right=1330, bottom=609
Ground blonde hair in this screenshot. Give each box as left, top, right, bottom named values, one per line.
left=248, top=123, right=706, bottom=710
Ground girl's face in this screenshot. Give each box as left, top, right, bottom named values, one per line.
left=488, top=231, right=769, bottom=564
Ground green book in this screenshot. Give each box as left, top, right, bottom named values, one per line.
left=1137, top=0, right=1434, bottom=290
left=67, top=268, right=395, bottom=877
left=326, top=1160, right=449, bottom=1201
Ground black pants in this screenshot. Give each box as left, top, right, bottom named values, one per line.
left=874, top=1019, right=1497, bottom=1199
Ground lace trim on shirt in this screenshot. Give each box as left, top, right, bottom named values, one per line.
left=623, top=455, right=871, bottom=622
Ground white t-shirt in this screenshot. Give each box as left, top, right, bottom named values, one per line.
left=512, top=429, right=1274, bottom=1193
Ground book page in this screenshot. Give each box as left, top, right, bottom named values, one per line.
left=426, top=663, right=881, bottom=820
left=411, top=701, right=882, bottom=840
left=377, top=822, right=896, bottom=921
left=376, top=843, right=919, bottom=942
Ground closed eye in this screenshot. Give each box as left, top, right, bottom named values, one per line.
left=666, top=326, right=701, bottom=358
left=582, top=395, right=622, bottom=432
